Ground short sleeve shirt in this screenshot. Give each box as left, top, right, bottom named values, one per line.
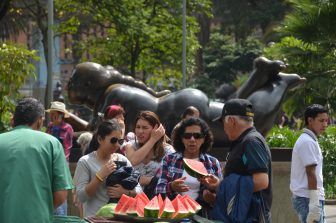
left=0, top=126, right=73, bottom=223
left=224, top=127, right=272, bottom=212
left=290, top=128, right=324, bottom=200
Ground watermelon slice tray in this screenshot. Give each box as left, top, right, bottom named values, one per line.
left=113, top=213, right=194, bottom=223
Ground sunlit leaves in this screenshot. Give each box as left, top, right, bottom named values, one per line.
left=0, top=43, right=38, bottom=132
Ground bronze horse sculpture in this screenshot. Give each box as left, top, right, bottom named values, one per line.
left=67, top=57, right=306, bottom=146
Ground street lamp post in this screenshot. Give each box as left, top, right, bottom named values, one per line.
left=46, top=0, right=53, bottom=123
left=182, top=0, right=186, bottom=88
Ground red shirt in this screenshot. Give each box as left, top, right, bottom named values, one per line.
left=47, top=121, right=74, bottom=162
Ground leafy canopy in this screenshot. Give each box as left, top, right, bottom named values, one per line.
left=55, top=0, right=212, bottom=89
left=0, top=43, right=38, bottom=132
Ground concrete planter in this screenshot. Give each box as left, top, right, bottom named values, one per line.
left=271, top=147, right=292, bottom=162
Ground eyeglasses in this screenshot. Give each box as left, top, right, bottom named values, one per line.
left=182, top=132, right=204, bottom=139
left=110, top=137, right=124, bottom=145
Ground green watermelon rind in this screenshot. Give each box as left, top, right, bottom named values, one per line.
left=144, top=208, right=159, bottom=218
left=183, top=158, right=208, bottom=178
left=95, top=203, right=117, bottom=218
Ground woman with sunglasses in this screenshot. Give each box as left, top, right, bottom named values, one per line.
left=155, top=117, right=222, bottom=217
left=124, top=111, right=175, bottom=198
left=74, top=119, right=142, bottom=217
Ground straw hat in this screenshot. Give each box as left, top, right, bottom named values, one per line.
left=46, top=101, right=70, bottom=118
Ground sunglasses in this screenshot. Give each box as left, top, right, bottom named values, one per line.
left=110, top=137, right=124, bottom=145
left=182, top=132, right=204, bottom=139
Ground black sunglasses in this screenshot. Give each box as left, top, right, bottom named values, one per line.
left=110, top=137, right=124, bottom=145
left=182, top=132, right=204, bottom=139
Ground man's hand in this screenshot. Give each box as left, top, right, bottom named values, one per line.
left=203, top=189, right=216, bottom=206
left=199, top=174, right=220, bottom=191
left=307, top=190, right=321, bottom=223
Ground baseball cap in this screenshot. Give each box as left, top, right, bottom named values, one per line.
left=213, top=98, right=254, bottom=122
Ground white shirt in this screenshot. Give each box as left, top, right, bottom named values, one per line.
left=181, top=159, right=201, bottom=200
left=290, top=128, right=324, bottom=200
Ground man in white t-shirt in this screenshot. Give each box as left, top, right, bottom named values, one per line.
left=290, top=104, right=329, bottom=223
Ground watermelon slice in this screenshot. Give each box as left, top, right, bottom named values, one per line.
left=144, top=196, right=160, bottom=218
left=159, top=197, right=175, bottom=218
left=171, top=196, right=189, bottom=219
left=181, top=198, right=196, bottom=215
left=183, top=158, right=208, bottom=178
left=182, top=195, right=202, bottom=212
left=126, top=197, right=145, bottom=217
left=118, top=197, right=136, bottom=215
left=114, top=194, right=130, bottom=214
left=135, top=193, right=150, bottom=205
left=157, top=194, right=164, bottom=214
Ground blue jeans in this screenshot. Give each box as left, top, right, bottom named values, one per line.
left=292, top=195, right=325, bottom=223
left=54, top=200, right=67, bottom=216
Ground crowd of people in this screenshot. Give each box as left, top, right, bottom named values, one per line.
left=0, top=97, right=330, bottom=223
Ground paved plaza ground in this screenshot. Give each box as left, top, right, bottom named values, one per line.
left=326, top=204, right=336, bottom=223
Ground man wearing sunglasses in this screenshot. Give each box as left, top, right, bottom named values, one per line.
left=202, top=98, right=272, bottom=222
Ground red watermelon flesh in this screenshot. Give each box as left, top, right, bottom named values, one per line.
left=135, top=193, right=150, bottom=205
left=181, top=198, right=196, bottom=215
left=157, top=194, right=164, bottom=214
left=183, top=158, right=208, bottom=178
left=114, top=194, right=130, bottom=214
left=171, top=196, right=189, bottom=219
left=118, top=197, right=136, bottom=215
left=182, top=195, right=202, bottom=212
left=126, top=197, right=145, bottom=217
left=159, top=197, right=175, bottom=218
left=144, top=196, right=160, bottom=218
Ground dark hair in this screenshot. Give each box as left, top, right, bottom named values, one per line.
left=90, top=119, right=121, bottom=151
left=181, top=106, right=200, bottom=119
left=172, top=117, right=213, bottom=154
left=13, top=97, right=44, bottom=127
left=304, top=104, right=328, bottom=125
left=134, top=111, right=168, bottom=162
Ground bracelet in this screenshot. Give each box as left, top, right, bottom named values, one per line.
left=95, top=172, right=104, bottom=182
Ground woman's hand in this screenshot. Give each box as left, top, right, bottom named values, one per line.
left=150, top=124, right=165, bottom=142
left=200, top=174, right=220, bottom=191
left=98, top=160, right=117, bottom=179
left=107, top=184, right=128, bottom=198
left=171, top=176, right=189, bottom=193
left=203, top=189, right=216, bottom=206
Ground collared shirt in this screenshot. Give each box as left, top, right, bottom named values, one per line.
left=155, top=152, right=223, bottom=200
left=47, top=121, right=74, bottom=161
left=290, top=128, right=324, bottom=200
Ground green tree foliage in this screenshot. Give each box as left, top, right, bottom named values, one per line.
left=213, top=0, right=289, bottom=41
left=197, top=30, right=263, bottom=97
left=0, top=43, right=38, bottom=132
left=55, top=0, right=211, bottom=89
left=264, top=0, right=336, bottom=116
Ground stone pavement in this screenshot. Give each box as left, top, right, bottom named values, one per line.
left=326, top=204, right=336, bottom=223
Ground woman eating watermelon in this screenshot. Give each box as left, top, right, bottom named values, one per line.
left=155, top=117, right=223, bottom=217
left=74, top=120, right=142, bottom=217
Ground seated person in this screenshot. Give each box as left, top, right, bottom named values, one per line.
left=155, top=117, right=222, bottom=217
left=124, top=111, right=175, bottom=198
